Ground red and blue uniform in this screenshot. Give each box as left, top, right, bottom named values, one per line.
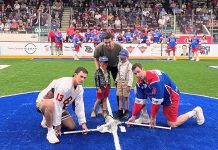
left=84, top=32, right=92, bottom=42
left=140, top=33, right=148, bottom=43
left=167, top=36, right=177, bottom=51
left=151, top=32, right=163, bottom=43
left=116, top=34, right=125, bottom=43
left=124, top=32, right=133, bottom=43
left=191, top=37, right=200, bottom=52
left=54, top=31, right=63, bottom=47
left=73, top=34, right=83, bottom=52
left=132, top=70, right=180, bottom=122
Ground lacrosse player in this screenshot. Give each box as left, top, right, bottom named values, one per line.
left=36, top=67, right=89, bottom=144
left=128, top=63, right=205, bottom=128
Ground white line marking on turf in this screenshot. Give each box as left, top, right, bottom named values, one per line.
left=107, top=98, right=121, bottom=150
left=0, top=91, right=39, bottom=98
left=181, top=92, right=218, bottom=100
left=1, top=90, right=217, bottom=100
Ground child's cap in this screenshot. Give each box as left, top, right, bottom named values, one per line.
left=118, top=49, right=129, bottom=58
left=99, top=56, right=109, bottom=62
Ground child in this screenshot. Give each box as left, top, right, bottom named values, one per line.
left=91, top=56, right=111, bottom=118
left=115, top=49, right=133, bottom=119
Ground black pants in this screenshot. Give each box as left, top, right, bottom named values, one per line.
left=107, top=66, right=119, bottom=108
left=107, top=66, right=118, bottom=81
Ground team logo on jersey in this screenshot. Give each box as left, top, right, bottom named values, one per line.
left=138, top=46, right=147, bottom=53
left=126, top=46, right=135, bottom=53
left=84, top=46, right=93, bottom=53
left=143, top=84, right=147, bottom=88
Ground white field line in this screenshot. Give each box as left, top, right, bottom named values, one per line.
left=107, top=98, right=121, bottom=150
left=1, top=89, right=217, bottom=100
left=0, top=91, right=39, bottom=98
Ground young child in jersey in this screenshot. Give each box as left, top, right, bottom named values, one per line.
left=91, top=56, right=111, bottom=118
left=114, top=49, right=133, bottom=119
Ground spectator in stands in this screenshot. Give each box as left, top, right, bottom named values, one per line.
left=0, top=21, right=4, bottom=32
left=4, top=20, right=11, bottom=32
left=114, top=17, right=121, bottom=29
left=10, top=19, right=18, bottom=33
left=5, top=4, right=13, bottom=18
left=18, top=20, right=26, bottom=33
left=14, top=1, right=20, bottom=13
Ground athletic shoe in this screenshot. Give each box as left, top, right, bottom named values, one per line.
left=196, top=57, right=200, bottom=61
left=114, top=110, right=123, bottom=119
left=173, top=57, right=176, bottom=61
left=135, top=113, right=150, bottom=124
left=193, top=106, right=205, bottom=125
left=190, top=58, right=195, bottom=61
left=41, top=116, right=47, bottom=128
left=97, top=107, right=103, bottom=115
left=91, top=110, right=96, bottom=118
left=46, top=129, right=60, bottom=144
left=122, top=110, right=129, bottom=119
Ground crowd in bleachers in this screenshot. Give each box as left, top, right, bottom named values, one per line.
left=70, top=0, right=172, bottom=32
left=0, top=0, right=63, bottom=33
left=0, top=0, right=218, bottom=41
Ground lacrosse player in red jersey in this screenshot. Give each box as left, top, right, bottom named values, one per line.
left=36, top=67, right=89, bottom=144
left=128, top=63, right=205, bottom=128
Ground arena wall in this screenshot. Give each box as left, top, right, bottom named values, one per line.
left=0, top=42, right=217, bottom=59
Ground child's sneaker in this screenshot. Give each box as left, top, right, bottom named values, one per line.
left=193, top=106, right=205, bottom=125
left=122, top=110, right=129, bottom=119
left=114, top=110, right=123, bottom=119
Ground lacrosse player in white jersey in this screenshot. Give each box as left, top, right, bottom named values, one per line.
left=36, top=67, right=89, bottom=144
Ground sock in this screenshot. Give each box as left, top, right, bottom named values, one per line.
left=187, top=110, right=196, bottom=118
left=48, top=127, right=53, bottom=132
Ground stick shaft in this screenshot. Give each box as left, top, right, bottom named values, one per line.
left=125, top=122, right=171, bottom=130
left=62, top=129, right=98, bottom=135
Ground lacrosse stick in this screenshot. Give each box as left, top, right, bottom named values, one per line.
left=62, top=118, right=118, bottom=135
left=116, top=121, right=171, bottom=130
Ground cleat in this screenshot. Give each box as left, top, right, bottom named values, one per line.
left=46, top=129, right=60, bottom=144
left=91, top=110, right=96, bottom=118
left=193, top=106, right=205, bottom=125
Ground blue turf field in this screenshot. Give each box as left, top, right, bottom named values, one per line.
left=0, top=88, right=218, bottom=150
